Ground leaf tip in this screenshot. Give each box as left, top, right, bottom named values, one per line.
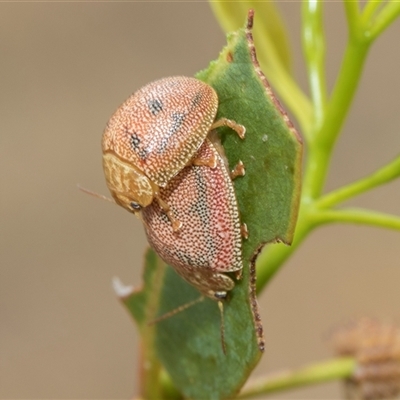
left=112, top=276, right=134, bottom=299
left=244, top=9, right=302, bottom=148
left=247, top=9, right=254, bottom=30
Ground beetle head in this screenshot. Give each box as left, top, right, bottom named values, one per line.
left=102, top=152, right=155, bottom=213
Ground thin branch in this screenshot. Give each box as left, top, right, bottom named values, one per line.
left=301, top=8, right=370, bottom=200
left=369, top=1, right=400, bottom=41
left=344, top=0, right=361, bottom=39
left=313, top=208, right=400, bottom=231
left=361, top=0, right=384, bottom=27
left=302, top=0, right=328, bottom=128
left=316, top=154, right=400, bottom=209
left=237, top=357, right=356, bottom=399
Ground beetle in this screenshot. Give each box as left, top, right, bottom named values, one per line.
left=102, top=76, right=245, bottom=231
left=141, top=137, right=244, bottom=302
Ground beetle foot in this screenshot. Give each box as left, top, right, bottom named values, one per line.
left=241, top=223, right=249, bottom=239
left=211, top=118, right=246, bottom=139
left=155, top=195, right=182, bottom=231
left=235, top=269, right=243, bottom=280
left=191, top=154, right=217, bottom=169
left=171, top=218, right=183, bottom=232
left=231, top=160, right=245, bottom=179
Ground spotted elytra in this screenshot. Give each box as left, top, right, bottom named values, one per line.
left=102, top=76, right=245, bottom=231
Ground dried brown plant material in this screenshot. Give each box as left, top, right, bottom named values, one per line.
left=330, top=318, right=400, bottom=400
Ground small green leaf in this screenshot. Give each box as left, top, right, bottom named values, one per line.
left=121, top=13, right=302, bottom=400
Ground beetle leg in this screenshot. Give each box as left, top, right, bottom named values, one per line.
left=218, top=301, right=227, bottom=355
left=235, top=269, right=243, bottom=280
left=231, top=160, right=245, bottom=179
left=211, top=118, right=246, bottom=139
left=154, top=194, right=182, bottom=232
left=148, top=295, right=204, bottom=325
left=190, top=153, right=217, bottom=168
left=241, top=223, right=249, bottom=239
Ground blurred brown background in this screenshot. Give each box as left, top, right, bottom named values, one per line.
left=1, top=2, right=399, bottom=399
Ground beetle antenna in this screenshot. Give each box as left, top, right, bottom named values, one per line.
left=78, top=185, right=115, bottom=205
left=148, top=296, right=204, bottom=325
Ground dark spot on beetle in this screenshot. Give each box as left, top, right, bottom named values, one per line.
left=175, top=249, right=197, bottom=268
left=125, top=128, right=148, bottom=159
left=129, top=132, right=141, bottom=149
left=191, top=92, right=203, bottom=108
left=171, top=112, right=185, bottom=133
left=226, top=52, right=233, bottom=63
left=158, top=112, right=186, bottom=153
left=148, top=98, right=163, bottom=115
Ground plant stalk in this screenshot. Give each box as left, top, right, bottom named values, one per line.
left=237, top=357, right=356, bottom=399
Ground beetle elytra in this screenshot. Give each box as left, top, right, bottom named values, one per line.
left=142, top=138, right=243, bottom=302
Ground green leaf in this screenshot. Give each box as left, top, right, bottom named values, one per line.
left=121, top=13, right=302, bottom=400
left=197, top=14, right=302, bottom=249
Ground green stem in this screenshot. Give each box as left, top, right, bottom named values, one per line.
left=302, top=0, right=328, bottom=129
left=316, top=154, right=400, bottom=209
left=303, top=38, right=370, bottom=200
left=344, top=0, right=361, bottom=38
left=301, top=1, right=371, bottom=201
left=258, top=1, right=371, bottom=288
left=313, top=208, right=400, bottom=231
left=369, top=1, right=400, bottom=41
left=266, top=0, right=400, bottom=287
left=361, top=0, right=384, bottom=26
left=299, top=2, right=369, bottom=203
left=237, top=357, right=356, bottom=399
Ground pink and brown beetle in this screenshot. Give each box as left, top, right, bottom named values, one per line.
left=102, top=76, right=245, bottom=231
left=141, top=138, right=244, bottom=302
